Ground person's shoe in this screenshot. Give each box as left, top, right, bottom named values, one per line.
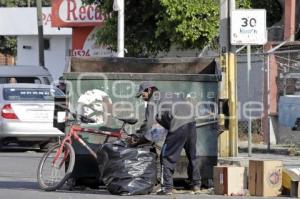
left=192, top=185, right=201, bottom=194
left=156, top=189, right=172, bottom=195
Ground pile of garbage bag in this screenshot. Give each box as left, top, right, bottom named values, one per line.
left=97, top=140, right=157, bottom=195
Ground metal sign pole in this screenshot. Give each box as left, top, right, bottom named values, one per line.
left=231, top=9, right=267, bottom=157
left=247, top=44, right=252, bottom=157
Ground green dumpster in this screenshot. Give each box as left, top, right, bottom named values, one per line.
left=64, top=63, right=220, bottom=187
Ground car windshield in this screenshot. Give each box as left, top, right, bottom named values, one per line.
left=0, top=77, right=41, bottom=84
left=3, top=87, right=64, bottom=101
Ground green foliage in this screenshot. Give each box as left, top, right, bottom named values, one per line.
left=157, top=0, right=251, bottom=50
left=85, top=0, right=252, bottom=57
left=0, top=0, right=51, bottom=7
left=0, top=0, right=27, bottom=7
left=85, top=0, right=169, bottom=57
left=157, top=0, right=219, bottom=50
left=237, top=0, right=252, bottom=8
left=251, top=0, right=282, bottom=27
left=0, top=36, right=16, bottom=56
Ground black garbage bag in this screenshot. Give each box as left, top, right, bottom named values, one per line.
left=97, top=140, right=157, bottom=195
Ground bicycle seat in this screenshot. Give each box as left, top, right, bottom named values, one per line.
left=98, top=126, right=121, bottom=132
left=117, top=118, right=138, bottom=125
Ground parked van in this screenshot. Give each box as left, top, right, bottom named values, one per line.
left=0, top=65, right=53, bottom=84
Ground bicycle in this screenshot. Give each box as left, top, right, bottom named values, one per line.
left=37, top=109, right=137, bottom=191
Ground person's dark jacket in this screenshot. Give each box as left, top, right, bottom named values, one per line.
left=138, top=91, right=194, bottom=134
left=136, top=100, right=156, bottom=135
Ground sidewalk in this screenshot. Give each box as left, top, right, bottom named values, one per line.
left=219, top=153, right=300, bottom=168
left=219, top=141, right=300, bottom=168
left=238, top=141, right=293, bottom=155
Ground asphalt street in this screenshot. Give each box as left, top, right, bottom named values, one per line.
left=0, top=151, right=296, bottom=199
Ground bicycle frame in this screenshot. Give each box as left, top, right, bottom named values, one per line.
left=37, top=107, right=138, bottom=191
left=52, top=124, right=124, bottom=166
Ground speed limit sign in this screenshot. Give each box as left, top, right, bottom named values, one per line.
left=231, top=9, right=267, bottom=45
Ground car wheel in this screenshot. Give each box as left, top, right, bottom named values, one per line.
left=39, top=138, right=58, bottom=152
left=39, top=142, right=51, bottom=151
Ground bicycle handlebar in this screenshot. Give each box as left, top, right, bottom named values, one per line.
left=65, top=108, right=96, bottom=124
left=64, top=108, right=137, bottom=125
left=79, top=115, right=96, bottom=123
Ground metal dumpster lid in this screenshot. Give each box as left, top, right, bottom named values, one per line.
left=70, top=57, right=218, bottom=75
left=64, top=73, right=221, bottom=82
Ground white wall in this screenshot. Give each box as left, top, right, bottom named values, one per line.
left=0, top=8, right=71, bottom=36
left=17, top=35, right=71, bottom=81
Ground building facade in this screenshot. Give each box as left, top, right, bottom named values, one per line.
left=0, top=7, right=72, bottom=81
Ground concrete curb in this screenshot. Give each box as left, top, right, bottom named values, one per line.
left=238, top=146, right=290, bottom=155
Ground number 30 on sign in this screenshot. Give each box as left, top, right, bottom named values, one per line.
left=231, top=9, right=267, bottom=45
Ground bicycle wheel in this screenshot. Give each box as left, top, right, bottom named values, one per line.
left=37, top=142, right=75, bottom=191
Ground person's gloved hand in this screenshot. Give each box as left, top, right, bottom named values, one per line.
left=125, top=134, right=140, bottom=147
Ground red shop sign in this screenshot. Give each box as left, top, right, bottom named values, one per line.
left=51, top=0, right=108, bottom=27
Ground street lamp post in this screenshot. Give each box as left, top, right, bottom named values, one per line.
left=113, top=0, right=125, bottom=57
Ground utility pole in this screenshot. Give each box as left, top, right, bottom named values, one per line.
left=219, top=0, right=238, bottom=157
left=113, top=0, right=125, bottom=57
left=36, top=0, right=45, bottom=68
left=28, top=0, right=30, bottom=7
left=284, top=0, right=296, bottom=41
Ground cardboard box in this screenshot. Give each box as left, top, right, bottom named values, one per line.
left=213, top=166, right=247, bottom=195
left=290, top=181, right=300, bottom=197
left=249, top=160, right=282, bottom=197
left=282, top=168, right=300, bottom=197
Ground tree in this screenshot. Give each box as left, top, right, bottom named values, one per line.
left=0, top=36, right=17, bottom=56
left=85, top=0, right=251, bottom=57
left=0, top=0, right=51, bottom=7
left=85, top=0, right=169, bottom=57
left=251, top=0, right=282, bottom=27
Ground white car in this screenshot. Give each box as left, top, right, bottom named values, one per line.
left=0, top=65, right=53, bottom=84
left=0, top=83, right=64, bottom=149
